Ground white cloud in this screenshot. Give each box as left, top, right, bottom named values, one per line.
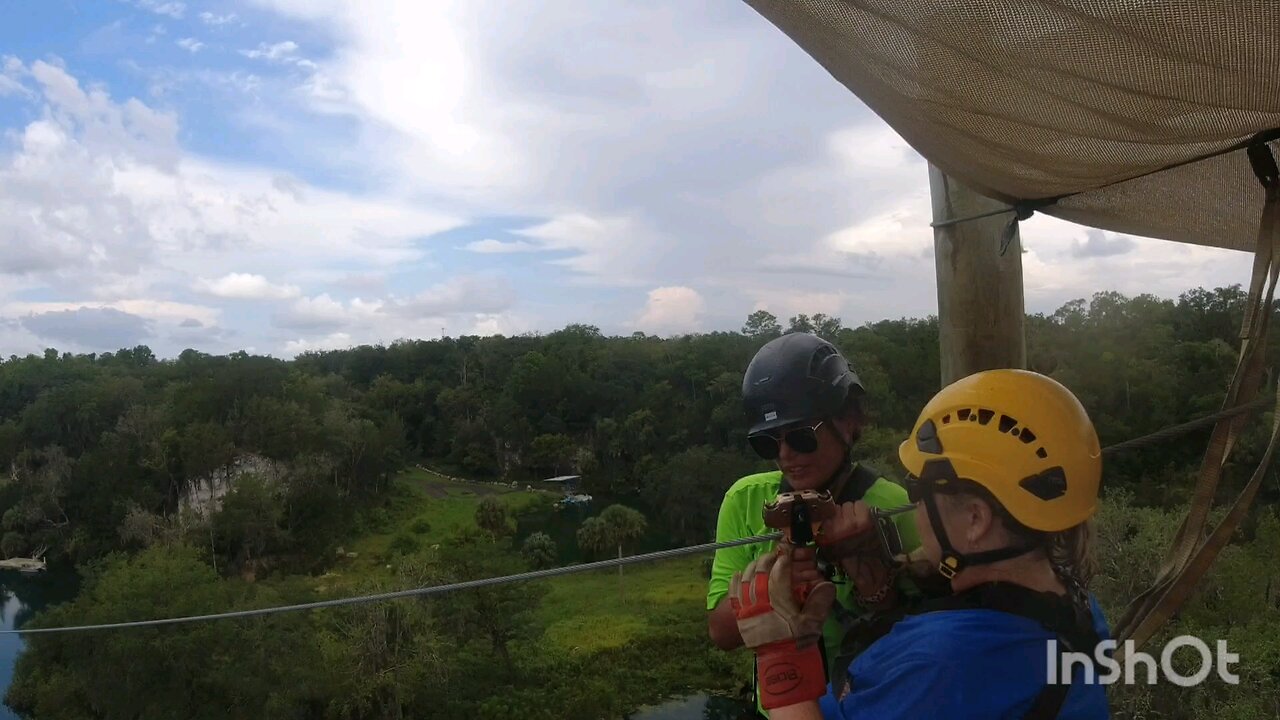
left=0, top=317, right=47, bottom=357
left=0, top=74, right=24, bottom=97
left=516, top=213, right=671, bottom=285
left=199, top=11, right=238, bottom=25
left=466, top=312, right=526, bottom=336
left=753, top=293, right=847, bottom=323
left=463, top=238, right=542, bottom=254
left=241, top=41, right=301, bottom=62
left=634, top=286, right=705, bottom=335
left=826, top=210, right=930, bottom=259
left=327, top=272, right=388, bottom=293
left=176, top=38, right=204, bottom=53
left=4, top=6, right=1263, bottom=354
left=283, top=332, right=353, bottom=355
left=1017, top=216, right=1252, bottom=312
left=239, top=41, right=318, bottom=72
left=236, top=4, right=947, bottom=298
left=0, top=58, right=29, bottom=97
left=274, top=294, right=380, bottom=332
left=20, top=307, right=152, bottom=351
left=4, top=299, right=220, bottom=327
left=267, top=275, right=519, bottom=352
left=385, top=275, right=515, bottom=318
left=196, top=273, right=301, bottom=300
left=1071, top=229, right=1136, bottom=258
left=137, top=0, right=185, bottom=19
left=237, top=0, right=1258, bottom=334
left=0, top=59, right=458, bottom=280
left=0, top=58, right=463, bottom=355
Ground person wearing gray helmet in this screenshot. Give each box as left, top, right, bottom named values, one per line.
left=705, top=332, right=921, bottom=716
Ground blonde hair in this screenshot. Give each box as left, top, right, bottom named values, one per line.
left=1046, top=518, right=1097, bottom=591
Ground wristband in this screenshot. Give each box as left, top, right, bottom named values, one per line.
left=756, top=639, right=827, bottom=709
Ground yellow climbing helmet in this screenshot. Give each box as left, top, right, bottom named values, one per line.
left=899, top=369, right=1101, bottom=533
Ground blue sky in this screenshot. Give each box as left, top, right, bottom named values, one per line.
left=0, top=0, right=1252, bottom=357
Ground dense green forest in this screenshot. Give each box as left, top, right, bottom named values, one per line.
left=1, top=285, right=1277, bottom=719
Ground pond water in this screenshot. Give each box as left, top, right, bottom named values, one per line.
left=0, top=569, right=79, bottom=719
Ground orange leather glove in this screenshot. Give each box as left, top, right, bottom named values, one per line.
left=730, top=552, right=834, bottom=709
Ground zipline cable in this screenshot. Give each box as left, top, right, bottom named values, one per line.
left=1, top=533, right=783, bottom=634
left=1101, top=395, right=1271, bottom=456
left=5, top=391, right=1270, bottom=635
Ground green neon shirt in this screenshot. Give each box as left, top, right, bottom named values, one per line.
left=705, top=466, right=922, bottom=716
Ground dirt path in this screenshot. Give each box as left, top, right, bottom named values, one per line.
left=412, top=466, right=518, bottom=499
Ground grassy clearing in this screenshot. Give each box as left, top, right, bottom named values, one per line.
left=538, top=556, right=710, bottom=653
left=281, top=467, right=751, bottom=714
left=316, top=468, right=722, bottom=657
left=313, top=468, right=555, bottom=591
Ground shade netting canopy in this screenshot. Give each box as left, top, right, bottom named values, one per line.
left=746, top=0, right=1280, bottom=250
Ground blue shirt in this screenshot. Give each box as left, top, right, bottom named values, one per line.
left=819, top=595, right=1111, bottom=719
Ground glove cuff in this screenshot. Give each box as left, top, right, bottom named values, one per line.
left=756, top=640, right=827, bottom=710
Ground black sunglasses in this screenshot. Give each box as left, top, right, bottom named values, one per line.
left=748, top=421, right=824, bottom=460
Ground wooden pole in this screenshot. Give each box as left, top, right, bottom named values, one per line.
left=929, top=165, right=1027, bottom=385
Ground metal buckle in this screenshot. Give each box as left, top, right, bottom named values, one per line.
left=869, top=504, right=915, bottom=568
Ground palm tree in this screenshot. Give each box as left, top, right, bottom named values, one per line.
left=577, top=504, right=647, bottom=601
left=521, top=532, right=558, bottom=569
left=475, top=497, right=511, bottom=538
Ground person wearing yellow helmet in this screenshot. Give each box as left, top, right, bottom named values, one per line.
left=730, top=369, right=1110, bottom=719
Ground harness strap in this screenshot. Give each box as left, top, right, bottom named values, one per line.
left=914, top=582, right=1100, bottom=720
left=1115, top=144, right=1280, bottom=653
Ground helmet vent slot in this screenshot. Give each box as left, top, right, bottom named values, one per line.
left=957, top=408, right=972, bottom=421
left=915, top=419, right=943, bottom=454
left=977, top=409, right=995, bottom=425
left=998, top=415, right=1018, bottom=433
left=808, top=345, right=837, bottom=376
left=1020, top=467, right=1067, bottom=500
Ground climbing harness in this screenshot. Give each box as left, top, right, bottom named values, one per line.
left=902, top=582, right=1103, bottom=720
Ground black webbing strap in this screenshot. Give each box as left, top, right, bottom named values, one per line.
left=915, top=582, right=1101, bottom=720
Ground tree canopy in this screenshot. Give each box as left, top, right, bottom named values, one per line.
left=0, top=285, right=1271, bottom=569
left=1, top=284, right=1277, bottom=720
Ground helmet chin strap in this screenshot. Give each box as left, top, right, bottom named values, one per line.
left=921, top=489, right=1036, bottom=580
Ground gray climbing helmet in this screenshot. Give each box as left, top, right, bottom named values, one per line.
left=742, top=333, right=864, bottom=435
